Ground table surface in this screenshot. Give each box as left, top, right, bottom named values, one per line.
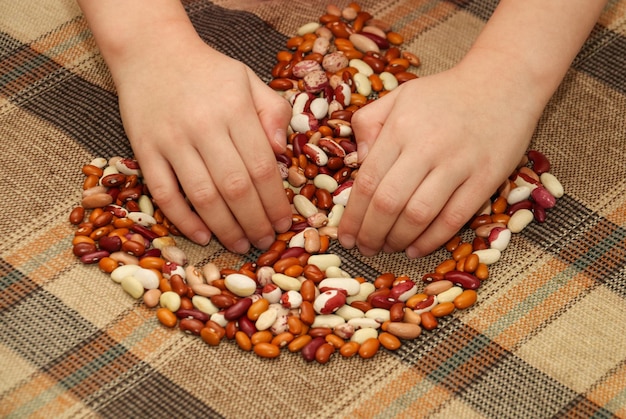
left=1, top=0, right=625, bottom=418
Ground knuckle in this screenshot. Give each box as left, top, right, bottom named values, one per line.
left=438, top=206, right=469, bottom=232
left=403, top=201, right=435, bottom=227
left=249, top=158, right=279, bottom=183
left=353, top=171, right=378, bottom=198
left=371, top=189, right=403, bottom=216
left=187, top=184, right=219, bottom=208
left=221, top=172, right=252, bottom=202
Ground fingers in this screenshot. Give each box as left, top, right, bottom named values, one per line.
left=404, top=180, right=486, bottom=258
left=195, top=105, right=291, bottom=251
left=247, top=70, right=293, bottom=233
left=135, top=148, right=214, bottom=246
left=351, top=90, right=395, bottom=163
left=249, top=68, right=292, bottom=155
left=383, top=166, right=469, bottom=255
left=337, top=134, right=405, bottom=253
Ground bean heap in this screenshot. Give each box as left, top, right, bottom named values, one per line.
left=70, top=3, right=565, bottom=363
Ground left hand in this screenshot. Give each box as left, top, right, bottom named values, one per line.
left=337, top=62, right=541, bottom=258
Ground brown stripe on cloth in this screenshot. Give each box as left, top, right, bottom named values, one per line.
left=0, top=258, right=38, bottom=311
left=0, top=287, right=220, bottom=418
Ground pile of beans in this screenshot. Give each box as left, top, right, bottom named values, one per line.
left=69, top=3, right=564, bottom=363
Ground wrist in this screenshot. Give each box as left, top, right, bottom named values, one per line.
left=79, top=0, right=201, bottom=76
left=454, top=46, right=550, bottom=121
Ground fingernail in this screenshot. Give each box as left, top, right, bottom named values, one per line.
left=357, top=143, right=368, bottom=163
left=273, top=128, right=287, bottom=152
left=256, top=235, right=275, bottom=250
left=339, top=234, right=355, bottom=249
left=193, top=231, right=211, bottom=246
left=358, top=245, right=378, bottom=257
left=406, top=246, right=421, bottom=259
left=232, top=238, right=250, bottom=254
left=274, top=217, right=292, bottom=233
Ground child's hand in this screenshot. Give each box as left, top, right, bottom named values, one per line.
left=113, top=34, right=292, bottom=253
left=338, top=59, right=541, bottom=258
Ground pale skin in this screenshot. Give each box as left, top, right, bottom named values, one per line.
left=77, top=0, right=607, bottom=257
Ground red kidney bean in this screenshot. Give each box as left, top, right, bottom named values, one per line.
left=117, top=186, right=142, bottom=202
left=129, top=224, right=160, bottom=241
left=443, top=271, right=481, bottom=290
left=101, top=173, right=126, bottom=187
left=238, top=316, right=258, bottom=337
left=527, top=150, right=550, bottom=174
left=80, top=250, right=110, bottom=264
left=506, top=199, right=533, bottom=216
left=224, top=297, right=253, bottom=321
left=531, top=186, right=556, bottom=209
left=176, top=309, right=210, bottom=323
left=533, top=202, right=547, bottom=223
left=301, top=336, right=326, bottom=362
left=369, top=294, right=400, bottom=309
left=179, top=318, right=204, bottom=335
left=73, top=242, right=97, bottom=257
left=98, top=235, right=122, bottom=253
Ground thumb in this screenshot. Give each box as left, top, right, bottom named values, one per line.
left=249, top=69, right=291, bottom=154
left=351, top=91, right=395, bottom=162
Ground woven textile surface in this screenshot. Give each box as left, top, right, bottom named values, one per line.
left=1, top=0, right=625, bottom=417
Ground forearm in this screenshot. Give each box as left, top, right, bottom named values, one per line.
left=461, top=0, right=607, bottom=112
left=77, top=0, right=200, bottom=78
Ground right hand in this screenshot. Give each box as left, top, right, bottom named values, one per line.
left=112, top=29, right=293, bottom=253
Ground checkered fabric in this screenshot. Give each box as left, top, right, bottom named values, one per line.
left=1, top=0, right=625, bottom=418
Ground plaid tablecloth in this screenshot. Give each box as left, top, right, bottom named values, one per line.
left=1, top=0, right=625, bottom=417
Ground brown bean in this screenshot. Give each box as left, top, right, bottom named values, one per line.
left=272, top=332, right=295, bottom=348
left=454, top=289, right=478, bottom=310
left=288, top=334, right=312, bottom=353
left=235, top=331, right=252, bottom=351
left=420, top=312, right=438, bottom=331
left=254, top=342, right=281, bottom=358
left=374, top=272, right=395, bottom=289
left=257, top=249, right=281, bottom=266
left=69, top=206, right=85, bottom=225
left=156, top=308, right=177, bottom=328
left=81, top=164, right=103, bottom=177
left=179, top=318, right=204, bottom=335
left=325, top=333, right=345, bottom=349
left=299, top=301, right=316, bottom=325
left=273, top=256, right=301, bottom=273
left=378, top=332, right=401, bottom=351
left=100, top=173, right=126, bottom=187
left=73, top=241, right=97, bottom=257
left=358, top=337, right=380, bottom=359
left=200, top=327, right=222, bottom=346
left=386, top=322, right=421, bottom=340
left=431, top=302, right=455, bottom=317
left=251, top=330, right=274, bottom=346
left=315, top=342, right=336, bottom=364
left=247, top=298, right=269, bottom=321
left=339, top=341, right=360, bottom=357
left=303, top=264, right=324, bottom=282
left=389, top=302, right=405, bottom=322
left=170, top=274, right=189, bottom=297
